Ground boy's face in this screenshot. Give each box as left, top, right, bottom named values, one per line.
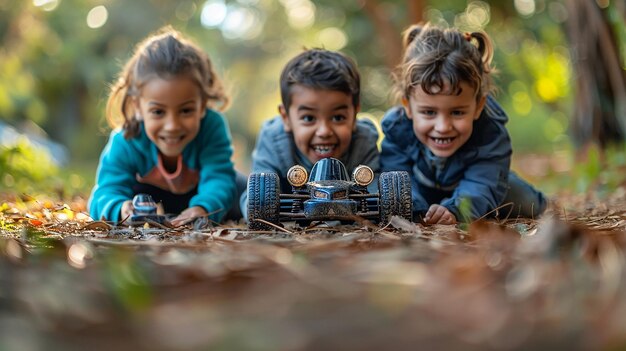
left=403, top=81, right=486, bottom=158
left=280, top=85, right=359, bottom=164
left=135, top=76, right=205, bottom=161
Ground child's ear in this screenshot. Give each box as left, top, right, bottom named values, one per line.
left=200, top=99, right=208, bottom=118
left=353, top=104, right=361, bottom=130
left=278, top=104, right=292, bottom=132
left=401, top=97, right=413, bottom=120
left=132, top=98, right=143, bottom=121
left=474, top=95, right=487, bottom=120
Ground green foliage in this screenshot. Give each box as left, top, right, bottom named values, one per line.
left=103, top=249, right=154, bottom=312
left=458, top=196, right=473, bottom=225
left=0, top=139, right=59, bottom=193
left=538, top=143, right=626, bottom=196
left=0, top=137, right=92, bottom=198
left=573, top=145, right=602, bottom=193
left=20, top=225, right=58, bottom=250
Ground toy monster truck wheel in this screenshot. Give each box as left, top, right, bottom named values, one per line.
left=247, top=172, right=280, bottom=230
left=379, top=171, right=412, bottom=224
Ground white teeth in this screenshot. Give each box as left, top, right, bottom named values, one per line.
left=313, top=145, right=335, bottom=155
left=432, top=137, right=453, bottom=145
left=160, top=136, right=184, bottom=145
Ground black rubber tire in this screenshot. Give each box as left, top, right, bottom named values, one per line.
left=247, top=173, right=280, bottom=230
left=379, top=171, right=412, bottom=225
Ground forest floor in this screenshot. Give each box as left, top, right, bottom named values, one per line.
left=1, top=186, right=626, bottom=351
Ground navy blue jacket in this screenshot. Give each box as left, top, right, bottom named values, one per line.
left=380, top=96, right=511, bottom=221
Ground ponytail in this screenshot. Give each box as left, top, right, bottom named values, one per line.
left=402, top=24, right=424, bottom=49
left=467, top=31, right=494, bottom=76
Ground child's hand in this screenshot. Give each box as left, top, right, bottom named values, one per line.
left=171, top=206, right=208, bottom=227
left=424, top=204, right=457, bottom=225
left=121, top=200, right=134, bottom=221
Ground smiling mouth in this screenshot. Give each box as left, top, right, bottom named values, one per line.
left=430, top=137, right=456, bottom=145
left=159, top=135, right=185, bottom=145
left=312, top=144, right=336, bottom=156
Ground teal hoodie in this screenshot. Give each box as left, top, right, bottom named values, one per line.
left=89, top=109, right=237, bottom=223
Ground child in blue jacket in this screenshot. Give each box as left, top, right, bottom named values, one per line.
left=381, top=23, right=546, bottom=224
left=89, top=27, right=237, bottom=226
left=240, top=49, right=380, bottom=220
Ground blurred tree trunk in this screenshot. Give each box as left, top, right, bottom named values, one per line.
left=564, top=0, right=626, bottom=148
left=361, top=0, right=425, bottom=69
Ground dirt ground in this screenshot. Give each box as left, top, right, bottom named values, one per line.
left=1, top=188, right=626, bottom=351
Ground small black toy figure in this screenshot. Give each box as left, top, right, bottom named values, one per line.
left=130, top=194, right=166, bottom=224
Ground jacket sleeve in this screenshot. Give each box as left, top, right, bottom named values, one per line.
left=441, top=158, right=510, bottom=222
left=88, top=131, right=138, bottom=222
left=354, top=118, right=381, bottom=172
left=380, top=111, right=413, bottom=174
left=189, top=112, right=237, bottom=222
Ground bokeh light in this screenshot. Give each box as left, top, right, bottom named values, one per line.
left=316, top=27, right=347, bottom=50
left=201, top=0, right=227, bottom=28
left=425, top=8, right=448, bottom=28
left=86, top=5, right=108, bottom=29
left=466, top=1, right=490, bottom=28
left=33, top=0, right=59, bottom=12
left=509, top=81, right=532, bottom=116
left=175, top=1, right=197, bottom=21
left=512, top=91, right=532, bottom=116
left=281, top=0, right=315, bottom=29
left=543, top=115, right=566, bottom=142
left=514, top=0, right=536, bottom=17
left=222, top=6, right=262, bottom=40
left=548, top=2, right=568, bottom=23
left=67, top=242, right=93, bottom=269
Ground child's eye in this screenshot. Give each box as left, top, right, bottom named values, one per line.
left=451, top=110, right=467, bottom=118
left=300, top=115, right=315, bottom=123
left=180, top=107, right=196, bottom=115
left=420, top=110, right=436, bottom=118
left=149, top=109, right=165, bottom=117
left=331, top=114, right=347, bottom=123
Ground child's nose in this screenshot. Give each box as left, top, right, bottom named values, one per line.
left=164, top=116, right=181, bottom=130
left=434, top=117, right=452, bottom=132
left=315, top=121, right=333, bottom=137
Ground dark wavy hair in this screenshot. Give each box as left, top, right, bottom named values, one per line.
left=280, top=48, right=360, bottom=109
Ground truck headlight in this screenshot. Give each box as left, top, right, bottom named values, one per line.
left=314, top=190, right=329, bottom=199
left=287, top=165, right=308, bottom=187
left=352, top=165, right=374, bottom=186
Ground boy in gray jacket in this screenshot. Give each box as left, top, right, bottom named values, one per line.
left=240, top=49, right=380, bottom=220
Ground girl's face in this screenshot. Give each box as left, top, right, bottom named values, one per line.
left=404, top=81, right=486, bottom=158
left=279, top=85, right=359, bottom=164
left=135, top=76, right=205, bottom=160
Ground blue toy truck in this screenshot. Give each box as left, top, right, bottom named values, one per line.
left=247, top=158, right=412, bottom=230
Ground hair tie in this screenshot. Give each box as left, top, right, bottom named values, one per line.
left=464, top=32, right=472, bottom=42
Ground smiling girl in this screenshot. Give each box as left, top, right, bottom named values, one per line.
left=89, top=27, right=236, bottom=226
left=381, top=23, right=546, bottom=224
